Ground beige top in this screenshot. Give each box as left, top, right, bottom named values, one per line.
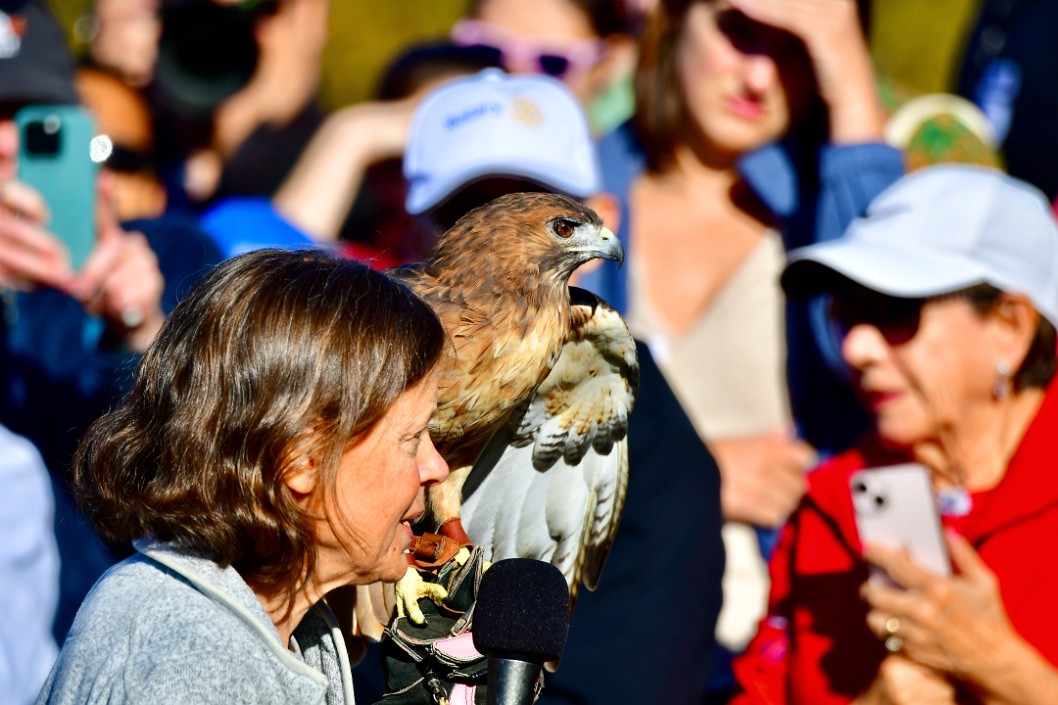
left=627, top=230, right=791, bottom=437
left=627, top=231, right=790, bottom=652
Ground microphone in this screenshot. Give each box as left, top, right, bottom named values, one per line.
left=473, top=558, right=571, bottom=705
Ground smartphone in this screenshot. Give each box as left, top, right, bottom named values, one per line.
left=15, top=104, right=100, bottom=270
left=850, top=463, right=951, bottom=586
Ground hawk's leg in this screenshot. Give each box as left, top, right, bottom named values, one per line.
left=427, top=465, right=474, bottom=545
left=438, top=518, right=472, bottom=546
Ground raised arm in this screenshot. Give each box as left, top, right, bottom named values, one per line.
left=728, top=0, right=884, bottom=143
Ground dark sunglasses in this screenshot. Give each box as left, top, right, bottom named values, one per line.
left=828, top=284, right=1001, bottom=344
left=828, top=291, right=926, bottom=344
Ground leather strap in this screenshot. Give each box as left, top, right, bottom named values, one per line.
left=410, top=531, right=464, bottom=570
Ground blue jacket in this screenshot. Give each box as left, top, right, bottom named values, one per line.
left=578, top=123, right=904, bottom=455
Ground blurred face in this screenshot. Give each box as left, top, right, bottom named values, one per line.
left=464, top=0, right=603, bottom=99
left=316, top=373, right=449, bottom=584
left=835, top=290, right=999, bottom=449
left=676, top=1, right=814, bottom=158
left=88, top=0, right=162, bottom=87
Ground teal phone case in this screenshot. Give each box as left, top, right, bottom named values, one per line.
left=16, top=105, right=100, bottom=271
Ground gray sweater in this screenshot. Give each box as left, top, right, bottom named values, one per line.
left=37, top=539, right=356, bottom=704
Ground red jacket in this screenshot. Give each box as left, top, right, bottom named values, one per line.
left=732, top=385, right=1058, bottom=704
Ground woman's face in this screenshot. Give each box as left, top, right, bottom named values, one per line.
left=318, top=373, right=449, bottom=585
left=676, top=1, right=814, bottom=158
left=838, top=293, right=999, bottom=449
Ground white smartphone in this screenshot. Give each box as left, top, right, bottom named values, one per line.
left=850, top=463, right=951, bottom=586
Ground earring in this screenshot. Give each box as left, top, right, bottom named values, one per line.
left=994, top=360, right=1012, bottom=400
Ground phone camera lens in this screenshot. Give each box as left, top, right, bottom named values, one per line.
left=25, top=119, right=62, bottom=156
left=853, top=481, right=867, bottom=494
left=873, top=494, right=886, bottom=508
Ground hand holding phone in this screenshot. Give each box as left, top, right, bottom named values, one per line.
left=15, top=104, right=100, bottom=270
left=850, top=463, right=951, bottom=586
left=0, top=179, right=75, bottom=291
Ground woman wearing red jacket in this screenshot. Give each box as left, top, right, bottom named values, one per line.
left=732, top=164, right=1058, bottom=704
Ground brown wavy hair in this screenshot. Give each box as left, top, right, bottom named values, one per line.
left=73, top=248, right=445, bottom=601
left=633, top=0, right=694, bottom=172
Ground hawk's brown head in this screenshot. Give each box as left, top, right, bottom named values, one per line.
left=426, top=193, right=623, bottom=291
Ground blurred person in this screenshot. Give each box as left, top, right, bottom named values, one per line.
left=573, top=0, right=904, bottom=697
left=205, top=0, right=328, bottom=200
left=393, top=69, right=724, bottom=705
left=0, top=0, right=221, bottom=642
left=230, top=40, right=500, bottom=265
left=0, top=0, right=167, bottom=466
left=144, top=0, right=329, bottom=208
left=333, top=41, right=501, bottom=264
left=957, top=0, right=1058, bottom=201
left=198, top=41, right=497, bottom=263
left=451, top=0, right=639, bottom=133
left=734, top=164, right=1058, bottom=705
left=75, top=66, right=167, bottom=221
left=77, top=0, right=331, bottom=208
left=76, top=0, right=161, bottom=88
left=0, top=424, right=59, bottom=705
left=37, top=248, right=449, bottom=704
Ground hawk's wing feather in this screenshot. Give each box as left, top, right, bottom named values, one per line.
left=460, top=288, right=638, bottom=598
left=392, top=262, right=549, bottom=452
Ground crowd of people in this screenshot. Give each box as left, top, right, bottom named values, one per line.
left=3, top=0, right=1058, bottom=703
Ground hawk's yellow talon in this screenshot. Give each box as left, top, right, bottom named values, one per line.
left=394, top=566, right=448, bottom=625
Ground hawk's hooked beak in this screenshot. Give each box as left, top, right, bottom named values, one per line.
left=599, top=227, right=624, bottom=268
left=573, top=226, right=624, bottom=269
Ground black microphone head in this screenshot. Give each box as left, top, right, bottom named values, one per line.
left=473, top=558, right=571, bottom=662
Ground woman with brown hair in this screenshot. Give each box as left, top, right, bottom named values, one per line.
left=575, top=0, right=904, bottom=699
left=37, top=248, right=450, bottom=704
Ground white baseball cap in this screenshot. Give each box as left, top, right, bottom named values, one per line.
left=404, top=68, right=600, bottom=215
left=782, top=164, right=1058, bottom=327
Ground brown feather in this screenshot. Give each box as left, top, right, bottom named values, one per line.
left=389, top=193, right=610, bottom=522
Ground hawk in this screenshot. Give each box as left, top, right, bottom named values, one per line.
left=378, top=192, right=638, bottom=624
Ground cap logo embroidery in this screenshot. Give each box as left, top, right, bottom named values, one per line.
left=510, top=96, right=542, bottom=126
left=444, top=101, right=504, bottom=130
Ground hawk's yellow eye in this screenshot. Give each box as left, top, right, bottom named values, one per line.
left=553, top=220, right=576, bottom=238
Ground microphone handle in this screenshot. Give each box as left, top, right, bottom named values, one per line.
left=486, top=654, right=542, bottom=705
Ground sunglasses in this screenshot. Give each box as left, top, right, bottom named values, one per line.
left=828, top=285, right=1000, bottom=345
left=829, top=291, right=926, bottom=345
left=451, top=19, right=604, bottom=81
